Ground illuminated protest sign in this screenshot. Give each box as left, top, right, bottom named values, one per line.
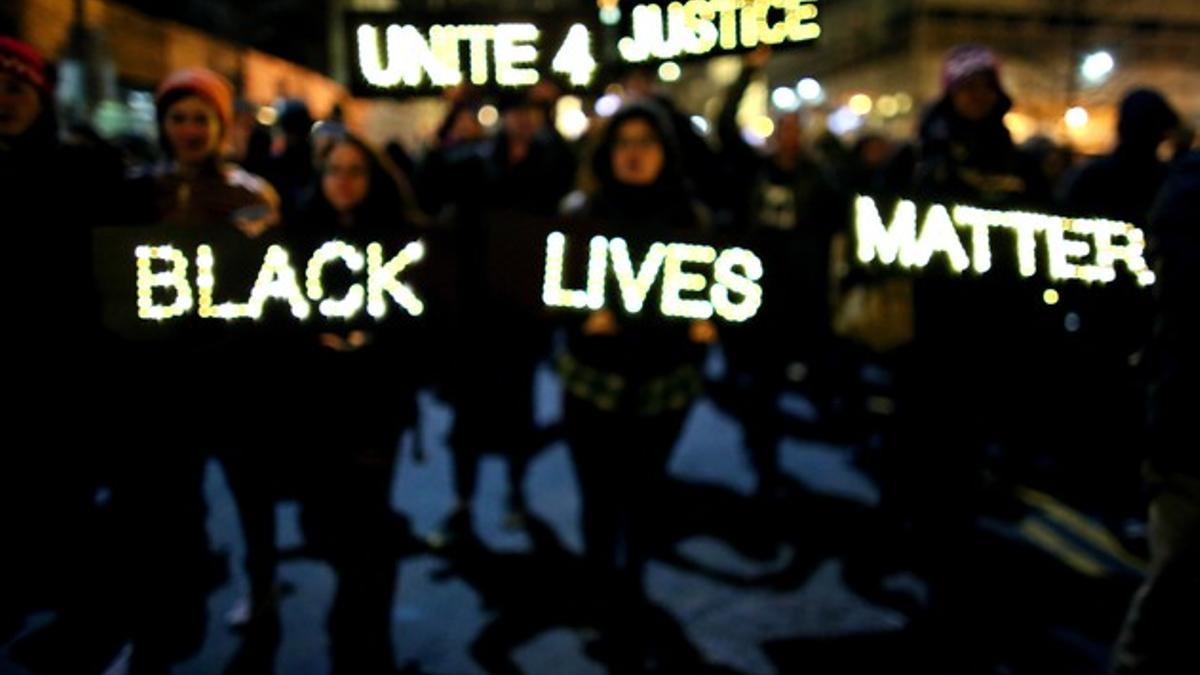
left=541, top=232, right=764, bottom=322
left=96, top=220, right=770, bottom=342
left=99, top=199, right=1153, bottom=344
left=853, top=195, right=1156, bottom=287
left=92, top=227, right=441, bottom=342
left=347, top=1, right=821, bottom=94
left=135, top=240, right=426, bottom=322
left=349, top=12, right=597, bottom=93
left=615, top=0, right=821, bottom=63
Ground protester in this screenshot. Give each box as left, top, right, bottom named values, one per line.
left=557, top=100, right=715, bottom=670
left=0, top=35, right=127, bottom=673
left=291, top=131, right=424, bottom=674
left=121, top=65, right=281, bottom=672
left=1111, top=148, right=1200, bottom=675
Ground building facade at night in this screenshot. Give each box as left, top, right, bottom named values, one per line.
left=5, top=0, right=351, bottom=139
left=4, top=0, right=1198, bottom=152
left=656, top=0, right=1200, bottom=154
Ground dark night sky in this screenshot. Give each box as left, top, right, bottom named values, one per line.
left=112, top=1, right=602, bottom=73
left=119, top=0, right=331, bottom=71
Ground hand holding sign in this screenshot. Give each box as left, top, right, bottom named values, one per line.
left=319, top=330, right=371, bottom=352
left=583, top=309, right=619, bottom=336
left=689, top=319, right=719, bottom=344
left=744, top=45, right=772, bottom=70
left=232, top=204, right=279, bottom=240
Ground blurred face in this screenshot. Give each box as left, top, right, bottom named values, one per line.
left=611, top=118, right=664, bottom=186
left=529, top=80, right=561, bottom=111
left=163, top=95, right=222, bottom=165
left=775, top=114, right=803, bottom=158
left=322, top=142, right=370, bottom=214
left=622, top=71, right=655, bottom=100
left=446, top=108, right=483, bottom=145
left=0, top=72, right=43, bottom=138
left=859, top=137, right=892, bottom=169
left=1043, top=148, right=1072, bottom=182
left=504, top=104, right=544, bottom=145
left=950, top=71, right=1001, bottom=123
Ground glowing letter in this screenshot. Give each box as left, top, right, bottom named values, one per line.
left=789, top=0, right=821, bottom=42
left=629, top=5, right=670, bottom=60
left=711, top=247, right=764, bottom=322
left=367, top=240, right=425, bottom=318
left=494, top=24, right=540, bottom=87
left=136, top=245, right=193, bottom=320
left=246, top=245, right=311, bottom=320
left=543, top=233, right=607, bottom=310
left=609, top=238, right=668, bottom=313
left=915, top=204, right=970, bottom=273
left=461, top=25, right=495, bottom=86
left=357, top=25, right=404, bottom=88
left=1082, top=218, right=1156, bottom=287
left=761, top=0, right=794, bottom=45
left=661, top=243, right=717, bottom=319
left=684, top=0, right=720, bottom=54
left=552, top=24, right=597, bottom=86
left=739, top=0, right=761, bottom=48
left=854, top=196, right=918, bottom=267
left=952, top=204, right=997, bottom=274
left=195, top=244, right=254, bottom=319
left=305, top=240, right=367, bottom=319
left=715, top=0, right=740, bottom=50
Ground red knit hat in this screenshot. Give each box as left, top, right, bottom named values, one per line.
left=155, top=67, right=235, bottom=133
left=0, top=36, right=51, bottom=96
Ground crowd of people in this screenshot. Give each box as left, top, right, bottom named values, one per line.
left=1, top=32, right=1196, bottom=675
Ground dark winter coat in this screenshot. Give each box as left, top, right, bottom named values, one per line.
left=559, top=102, right=710, bottom=415
left=1145, top=151, right=1200, bottom=477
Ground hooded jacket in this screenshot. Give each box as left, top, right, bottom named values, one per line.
left=559, top=102, right=710, bottom=415
left=914, top=65, right=1048, bottom=208
left=1062, top=89, right=1180, bottom=225
left=1145, top=151, right=1200, bottom=477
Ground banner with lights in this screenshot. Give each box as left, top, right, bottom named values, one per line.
left=346, top=2, right=822, bottom=95
left=852, top=195, right=1156, bottom=287
left=347, top=11, right=600, bottom=95
left=484, top=215, right=768, bottom=323
left=93, top=227, right=458, bottom=341
left=608, top=0, right=822, bottom=64
left=94, top=218, right=782, bottom=341
left=93, top=197, right=1151, bottom=343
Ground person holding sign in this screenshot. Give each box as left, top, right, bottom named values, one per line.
left=116, top=66, right=282, bottom=672
left=1, top=36, right=128, bottom=673
left=892, top=44, right=1059, bottom=666
left=127, top=67, right=281, bottom=233
left=557, top=101, right=715, bottom=670
left=290, top=130, right=423, bottom=675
